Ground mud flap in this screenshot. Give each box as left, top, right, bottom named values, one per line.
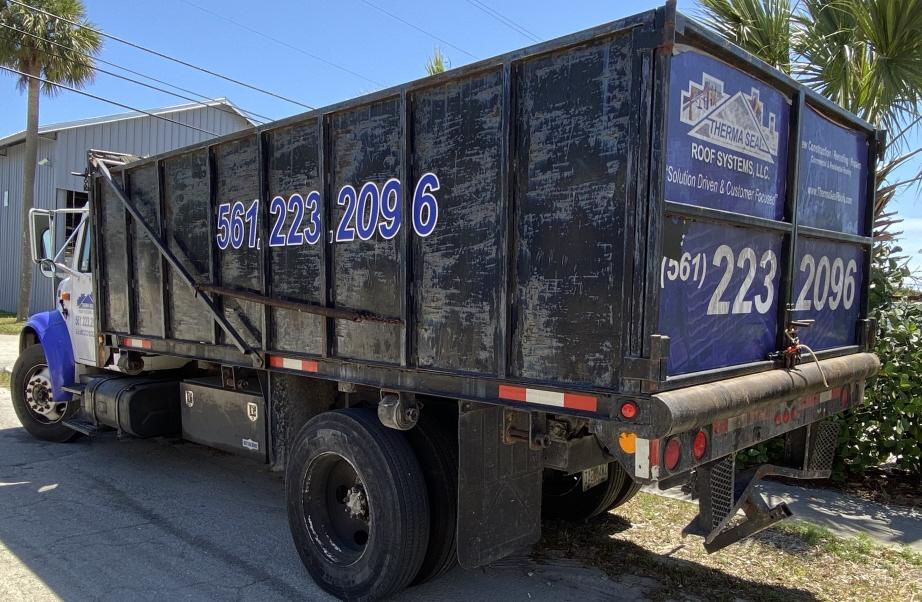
left=456, top=402, right=543, bottom=568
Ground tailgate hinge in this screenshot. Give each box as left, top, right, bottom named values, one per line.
left=621, top=334, right=670, bottom=392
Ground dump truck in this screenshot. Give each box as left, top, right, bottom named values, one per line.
left=12, top=3, right=881, bottom=600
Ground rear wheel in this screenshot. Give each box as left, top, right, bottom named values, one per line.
left=542, top=461, right=627, bottom=521
left=286, top=408, right=429, bottom=601
left=404, top=407, right=458, bottom=584
left=10, top=344, right=79, bottom=443
left=606, top=472, right=641, bottom=511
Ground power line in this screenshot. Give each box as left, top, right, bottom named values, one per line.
left=0, top=23, right=273, bottom=125
left=178, top=0, right=385, bottom=89
left=360, top=0, right=478, bottom=61
left=464, top=0, right=540, bottom=43
left=0, top=65, right=224, bottom=137
left=7, top=0, right=314, bottom=110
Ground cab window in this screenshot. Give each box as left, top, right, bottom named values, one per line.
left=78, top=222, right=92, bottom=273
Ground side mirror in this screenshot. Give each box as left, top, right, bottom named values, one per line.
left=38, top=257, right=56, bottom=278
left=29, top=209, right=54, bottom=263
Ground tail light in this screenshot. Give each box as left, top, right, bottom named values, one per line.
left=620, top=401, right=637, bottom=419
left=664, top=437, right=681, bottom=471
left=692, top=431, right=708, bottom=460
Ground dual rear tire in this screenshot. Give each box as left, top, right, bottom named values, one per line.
left=285, top=406, right=457, bottom=601
left=542, top=461, right=640, bottom=521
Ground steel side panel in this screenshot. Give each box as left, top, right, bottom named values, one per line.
left=511, top=32, right=633, bottom=388
left=330, top=99, right=403, bottom=363
left=99, top=181, right=129, bottom=333
left=265, top=121, right=325, bottom=355
left=213, top=135, right=263, bottom=348
left=126, top=164, right=164, bottom=337
left=162, top=150, right=215, bottom=343
left=412, top=69, right=504, bottom=375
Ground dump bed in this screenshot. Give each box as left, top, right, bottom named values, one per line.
left=90, top=5, right=878, bottom=427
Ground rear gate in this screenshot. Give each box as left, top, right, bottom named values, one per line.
left=656, top=42, right=876, bottom=385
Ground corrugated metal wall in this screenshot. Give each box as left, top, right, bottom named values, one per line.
left=0, top=104, right=250, bottom=314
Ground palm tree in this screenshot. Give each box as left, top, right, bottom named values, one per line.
left=0, top=0, right=101, bottom=319
left=698, top=0, right=922, bottom=237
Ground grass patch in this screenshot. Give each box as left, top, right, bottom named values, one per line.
left=0, top=370, right=9, bottom=389
left=537, top=491, right=922, bottom=602
left=0, top=311, right=25, bottom=335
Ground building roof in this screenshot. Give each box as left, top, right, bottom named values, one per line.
left=0, top=98, right=256, bottom=149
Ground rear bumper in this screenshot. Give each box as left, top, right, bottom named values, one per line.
left=613, top=353, right=879, bottom=483
left=649, top=353, right=880, bottom=439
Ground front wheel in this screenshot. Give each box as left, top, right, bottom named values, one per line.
left=10, top=344, right=79, bottom=443
left=286, top=408, right=430, bottom=601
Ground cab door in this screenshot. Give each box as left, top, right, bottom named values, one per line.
left=62, top=220, right=98, bottom=366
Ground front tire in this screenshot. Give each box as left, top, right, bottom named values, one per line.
left=10, top=344, right=79, bottom=443
left=286, top=408, right=430, bottom=601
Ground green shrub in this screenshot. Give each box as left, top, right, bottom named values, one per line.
left=832, top=244, right=921, bottom=478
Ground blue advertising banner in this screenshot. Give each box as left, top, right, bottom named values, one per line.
left=665, top=49, right=790, bottom=221
left=796, top=106, right=870, bottom=235
left=791, top=237, right=865, bottom=350
left=659, top=217, right=784, bottom=375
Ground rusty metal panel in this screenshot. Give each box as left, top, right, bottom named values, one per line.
left=264, top=121, right=325, bottom=355
left=212, top=135, right=263, bottom=348
left=411, top=69, right=504, bottom=375
left=162, top=149, right=214, bottom=343
left=99, top=180, right=130, bottom=333
left=126, top=164, right=163, bottom=337
left=511, top=33, right=634, bottom=388
left=330, top=98, right=403, bottom=364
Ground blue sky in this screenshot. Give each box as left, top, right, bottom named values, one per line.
left=1, top=0, right=919, bottom=273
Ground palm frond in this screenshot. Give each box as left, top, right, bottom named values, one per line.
left=697, top=0, right=795, bottom=73
left=0, top=0, right=102, bottom=95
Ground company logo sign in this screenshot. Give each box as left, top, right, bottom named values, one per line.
left=76, top=293, right=94, bottom=308
left=679, top=73, right=780, bottom=163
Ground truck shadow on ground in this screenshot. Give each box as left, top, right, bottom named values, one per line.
left=538, top=514, right=819, bottom=602
left=0, top=420, right=816, bottom=602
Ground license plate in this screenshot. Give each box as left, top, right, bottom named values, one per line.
left=581, top=464, right=608, bottom=491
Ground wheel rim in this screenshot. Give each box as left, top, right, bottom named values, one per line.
left=23, top=364, right=66, bottom=424
left=303, top=452, right=371, bottom=566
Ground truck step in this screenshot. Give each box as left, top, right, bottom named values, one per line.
left=62, top=418, right=99, bottom=436
left=61, top=383, right=86, bottom=396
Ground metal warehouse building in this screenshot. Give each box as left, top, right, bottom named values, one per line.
left=0, top=100, right=254, bottom=314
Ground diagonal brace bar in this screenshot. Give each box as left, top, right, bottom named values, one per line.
left=91, top=155, right=262, bottom=367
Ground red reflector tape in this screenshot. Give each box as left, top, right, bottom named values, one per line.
left=498, top=385, right=598, bottom=412
left=122, top=337, right=152, bottom=350
left=497, top=385, right=527, bottom=402
left=268, top=355, right=318, bottom=373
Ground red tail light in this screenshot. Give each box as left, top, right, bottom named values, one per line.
left=692, top=431, right=708, bottom=460
left=664, top=437, right=681, bottom=471
left=620, top=401, right=637, bottom=419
